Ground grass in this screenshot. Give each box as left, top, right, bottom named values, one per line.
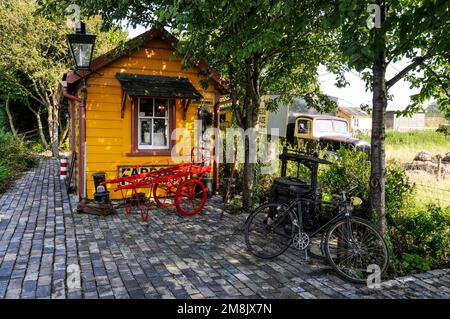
left=408, top=171, right=450, bottom=207
left=359, top=130, right=450, bottom=164
left=359, top=130, right=450, bottom=207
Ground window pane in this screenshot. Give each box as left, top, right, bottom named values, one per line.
left=139, top=99, right=153, bottom=117
left=153, top=119, right=167, bottom=146
left=315, top=120, right=333, bottom=133
left=154, top=99, right=168, bottom=117
left=140, top=119, right=152, bottom=145
left=71, top=43, right=93, bottom=68
left=333, top=120, right=348, bottom=134
left=297, top=119, right=310, bottom=134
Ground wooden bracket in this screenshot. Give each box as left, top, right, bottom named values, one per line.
left=182, top=99, right=192, bottom=120
left=120, top=89, right=127, bottom=119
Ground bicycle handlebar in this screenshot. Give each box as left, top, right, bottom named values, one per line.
left=343, top=184, right=359, bottom=197
left=341, top=172, right=360, bottom=198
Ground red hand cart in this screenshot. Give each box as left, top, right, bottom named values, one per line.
left=101, top=147, right=211, bottom=222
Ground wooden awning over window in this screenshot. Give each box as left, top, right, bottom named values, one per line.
left=116, top=73, right=203, bottom=99
left=116, top=73, right=203, bottom=119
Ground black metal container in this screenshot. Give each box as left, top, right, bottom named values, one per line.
left=269, top=176, right=322, bottom=228
left=92, top=172, right=109, bottom=204
left=92, top=172, right=107, bottom=191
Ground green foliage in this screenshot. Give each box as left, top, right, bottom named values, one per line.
left=31, top=141, right=47, bottom=153
left=319, top=149, right=371, bottom=213
left=317, top=148, right=448, bottom=274
left=385, top=163, right=416, bottom=216
left=0, top=130, right=37, bottom=193
left=384, top=130, right=450, bottom=149
left=0, top=1, right=128, bottom=95
left=38, top=0, right=338, bottom=210
left=59, top=139, right=70, bottom=152
left=38, top=0, right=337, bottom=113
left=0, top=105, right=6, bottom=130
left=319, top=149, right=415, bottom=215
left=253, top=167, right=276, bottom=206
left=436, top=126, right=449, bottom=135
left=0, top=165, right=15, bottom=193
left=358, top=130, right=450, bottom=151
left=327, top=0, right=450, bottom=116
left=0, top=0, right=128, bottom=150
left=388, top=204, right=450, bottom=274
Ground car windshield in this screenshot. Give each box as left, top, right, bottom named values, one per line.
left=315, top=120, right=333, bottom=132
left=315, top=119, right=348, bottom=134
left=333, top=120, right=348, bottom=134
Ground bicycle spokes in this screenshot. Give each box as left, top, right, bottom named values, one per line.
left=245, top=204, right=295, bottom=259
left=326, top=218, right=388, bottom=282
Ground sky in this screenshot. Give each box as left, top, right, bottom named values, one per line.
left=317, top=60, right=425, bottom=111
left=127, top=26, right=427, bottom=111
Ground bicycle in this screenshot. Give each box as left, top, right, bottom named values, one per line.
left=244, top=183, right=389, bottom=283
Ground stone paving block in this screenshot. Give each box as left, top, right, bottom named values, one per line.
left=36, top=285, right=52, bottom=298
left=0, top=280, right=8, bottom=298
left=5, top=288, right=21, bottom=299
left=0, top=158, right=448, bottom=300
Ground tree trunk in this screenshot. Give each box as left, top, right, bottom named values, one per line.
left=4, top=97, right=18, bottom=138
left=370, top=28, right=388, bottom=236
left=59, top=116, right=70, bottom=147
left=242, top=55, right=261, bottom=212
left=48, top=103, right=59, bottom=157
left=36, top=111, right=49, bottom=149
left=242, top=138, right=256, bottom=211
left=26, top=104, right=49, bottom=148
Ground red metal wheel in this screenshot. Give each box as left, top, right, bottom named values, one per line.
left=175, top=179, right=207, bottom=216
left=152, top=180, right=179, bottom=207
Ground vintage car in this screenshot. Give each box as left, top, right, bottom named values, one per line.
left=286, top=114, right=371, bottom=155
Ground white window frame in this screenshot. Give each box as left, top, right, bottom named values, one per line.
left=138, top=98, right=170, bottom=150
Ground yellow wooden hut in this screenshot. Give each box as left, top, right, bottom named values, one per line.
left=58, top=27, right=227, bottom=199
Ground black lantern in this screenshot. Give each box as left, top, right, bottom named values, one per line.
left=67, top=21, right=96, bottom=70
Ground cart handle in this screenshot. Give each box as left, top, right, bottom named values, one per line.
left=191, top=146, right=211, bottom=164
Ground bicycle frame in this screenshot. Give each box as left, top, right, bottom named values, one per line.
left=283, top=184, right=359, bottom=239
left=280, top=197, right=347, bottom=239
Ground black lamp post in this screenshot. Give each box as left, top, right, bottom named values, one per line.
left=66, top=20, right=96, bottom=201
left=67, top=21, right=96, bottom=71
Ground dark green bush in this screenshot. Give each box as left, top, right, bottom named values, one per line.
left=319, top=149, right=373, bottom=220
left=31, top=141, right=46, bottom=153
left=319, top=149, right=415, bottom=219
left=319, top=148, right=371, bottom=205
left=436, top=125, right=449, bottom=135
left=385, top=162, right=415, bottom=218
left=388, top=204, right=450, bottom=274
left=317, top=148, right=449, bottom=275
left=0, top=130, right=37, bottom=193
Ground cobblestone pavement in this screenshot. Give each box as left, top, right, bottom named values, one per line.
left=0, top=158, right=449, bottom=299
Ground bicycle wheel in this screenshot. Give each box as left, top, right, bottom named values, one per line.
left=324, top=217, right=389, bottom=283
left=245, top=203, right=296, bottom=259
left=175, top=179, right=207, bottom=217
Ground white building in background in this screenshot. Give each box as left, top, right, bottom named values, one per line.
left=385, top=111, right=426, bottom=131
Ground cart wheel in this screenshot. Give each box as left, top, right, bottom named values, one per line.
left=153, top=181, right=179, bottom=207
left=175, top=179, right=207, bottom=216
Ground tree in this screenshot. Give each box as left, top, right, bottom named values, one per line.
left=40, top=0, right=336, bottom=211
left=0, top=0, right=127, bottom=156
left=0, top=75, right=29, bottom=139
left=325, top=0, right=450, bottom=234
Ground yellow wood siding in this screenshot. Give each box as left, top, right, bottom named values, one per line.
left=84, top=37, right=218, bottom=199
